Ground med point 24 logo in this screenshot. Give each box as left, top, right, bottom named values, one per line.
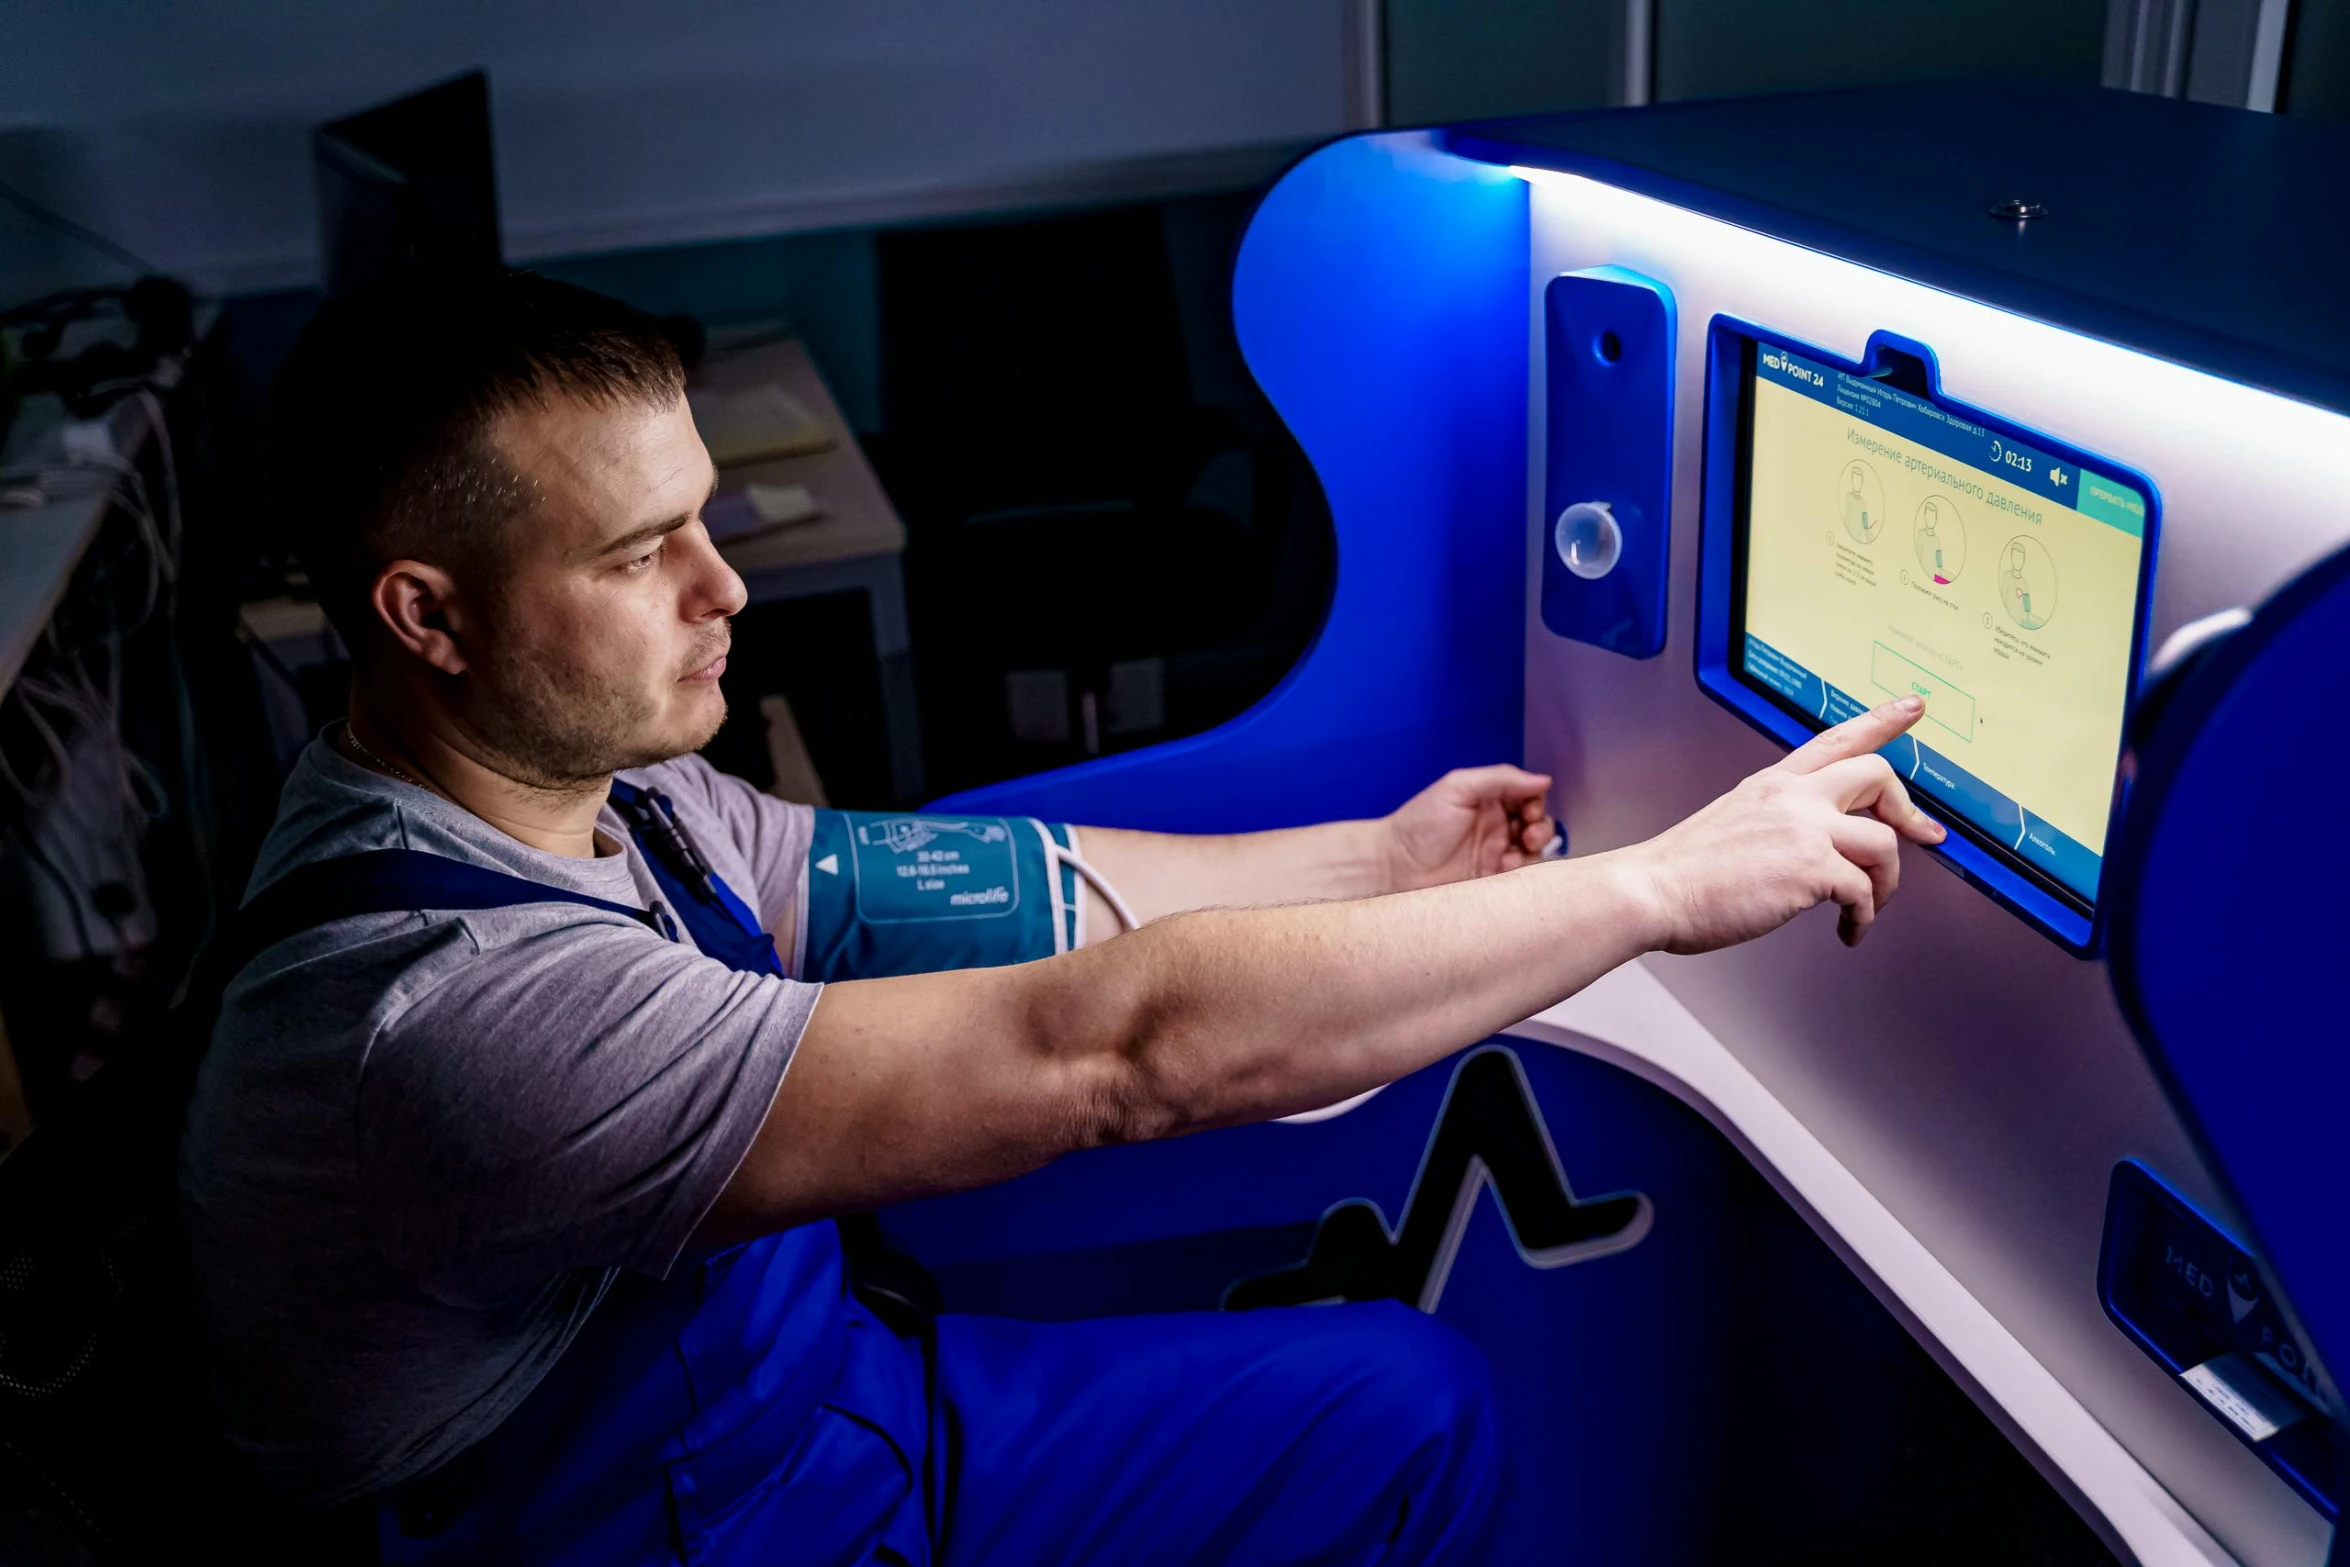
left=1762, top=350, right=1825, bottom=388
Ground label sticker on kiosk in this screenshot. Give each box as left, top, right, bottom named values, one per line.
left=1695, top=323, right=2160, bottom=953
left=2098, top=1162, right=2340, bottom=1516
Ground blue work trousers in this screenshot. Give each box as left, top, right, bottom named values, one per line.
left=708, top=1300, right=1504, bottom=1567
left=934, top=1304, right=1505, bottom=1565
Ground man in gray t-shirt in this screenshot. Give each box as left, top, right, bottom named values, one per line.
left=185, top=744, right=817, bottom=1501
left=185, top=268, right=1938, bottom=1563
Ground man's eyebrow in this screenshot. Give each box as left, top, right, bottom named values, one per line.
left=593, top=513, right=691, bottom=558
left=590, top=476, right=721, bottom=559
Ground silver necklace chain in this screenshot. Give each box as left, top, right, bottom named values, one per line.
left=340, top=723, right=431, bottom=792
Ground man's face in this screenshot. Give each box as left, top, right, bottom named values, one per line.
left=457, top=392, right=745, bottom=787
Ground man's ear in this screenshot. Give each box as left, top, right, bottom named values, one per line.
left=369, top=560, right=471, bottom=675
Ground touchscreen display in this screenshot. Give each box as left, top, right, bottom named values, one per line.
left=1737, top=345, right=2149, bottom=904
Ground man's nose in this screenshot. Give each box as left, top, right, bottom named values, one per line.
left=684, top=525, right=749, bottom=621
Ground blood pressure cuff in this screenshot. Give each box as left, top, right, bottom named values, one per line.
left=795, top=811, right=1085, bottom=981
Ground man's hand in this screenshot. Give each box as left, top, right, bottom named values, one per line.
left=1384, top=765, right=1558, bottom=891
left=1616, top=695, right=1945, bottom=953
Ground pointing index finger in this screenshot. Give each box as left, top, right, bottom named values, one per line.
left=1777, top=695, right=1924, bottom=776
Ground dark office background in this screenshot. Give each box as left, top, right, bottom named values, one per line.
left=0, top=3, right=2339, bottom=1559
left=9, top=0, right=2342, bottom=796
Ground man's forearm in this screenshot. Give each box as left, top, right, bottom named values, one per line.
left=1031, top=853, right=1660, bottom=1140
left=1071, top=820, right=1397, bottom=934
left=712, top=699, right=1937, bottom=1242
left=715, top=853, right=1658, bottom=1240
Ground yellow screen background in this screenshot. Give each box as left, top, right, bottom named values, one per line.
left=1744, top=376, right=2144, bottom=852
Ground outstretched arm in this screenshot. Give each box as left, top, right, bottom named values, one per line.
left=1069, top=765, right=1559, bottom=933
left=696, top=698, right=1941, bottom=1245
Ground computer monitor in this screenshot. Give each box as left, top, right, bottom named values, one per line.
left=314, top=71, right=502, bottom=297
left=1720, top=331, right=2156, bottom=930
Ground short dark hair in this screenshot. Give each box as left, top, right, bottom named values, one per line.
left=267, top=266, right=684, bottom=649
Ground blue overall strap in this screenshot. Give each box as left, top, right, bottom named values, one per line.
left=607, top=778, right=784, bottom=978
left=219, top=847, right=662, bottom=986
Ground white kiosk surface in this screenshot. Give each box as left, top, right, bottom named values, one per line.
left=1518, top=163, right=2350, bottom=1566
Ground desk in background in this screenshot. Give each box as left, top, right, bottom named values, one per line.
left=699, top=336, right=923, bottom=804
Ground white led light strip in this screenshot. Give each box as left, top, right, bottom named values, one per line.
left=1510, top=163, right=2350, bottom=623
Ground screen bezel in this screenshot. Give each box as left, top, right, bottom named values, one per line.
left=1695, top=318, right=2162, bottom=955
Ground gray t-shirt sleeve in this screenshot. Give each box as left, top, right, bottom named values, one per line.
left=355, top=913, right=815, bottom=1304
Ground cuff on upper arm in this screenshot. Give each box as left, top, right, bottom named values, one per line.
left=797, top=809, right=1079, bottom=981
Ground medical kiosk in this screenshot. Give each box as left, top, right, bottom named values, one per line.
left=884, top=83, right=2350, bottom=1565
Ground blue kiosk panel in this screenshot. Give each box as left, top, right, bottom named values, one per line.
left=1540, top=266, right=1676, bottom=659
left=2099, top=1161, right=2340, bottom=1518
left=2107, top=541, right=2350, bottom=1526
left=931, top=136, right=1531, bottom=835
left=907, top=134, right=2015, bottom=1560
left=896, top=85, right=2350, bottom=1565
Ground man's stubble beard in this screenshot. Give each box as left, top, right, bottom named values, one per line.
left=471, top=628, right=731, bottom=791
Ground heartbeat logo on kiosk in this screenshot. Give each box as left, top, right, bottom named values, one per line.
left=1225, top=1047, right=1652, bottom=1314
